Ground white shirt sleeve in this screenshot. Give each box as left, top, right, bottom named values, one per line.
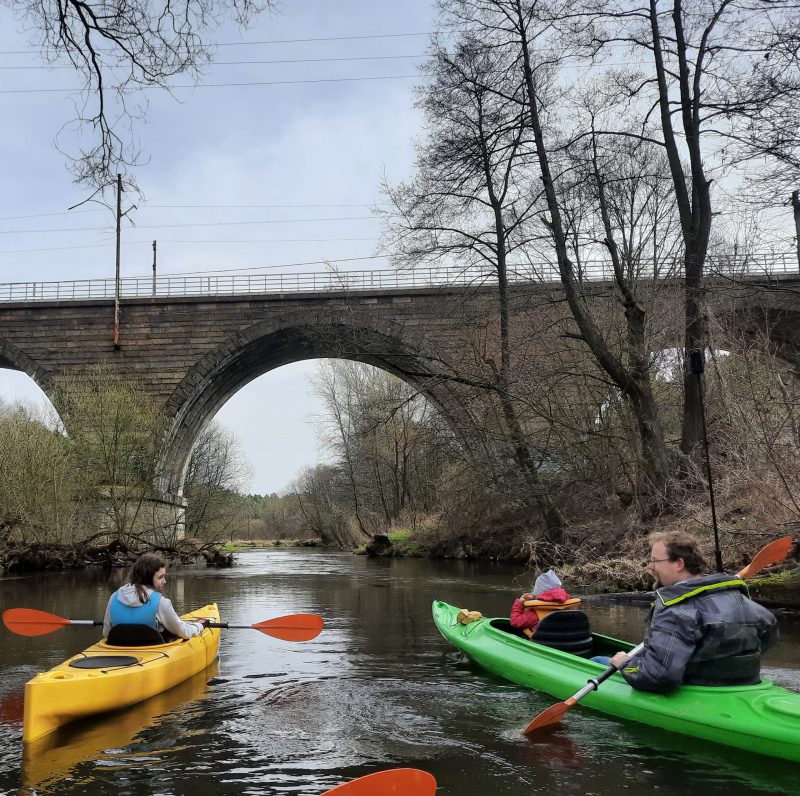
left=156, top=595, right=203, bottom=639
left=102, top=598, right=112, bottom=636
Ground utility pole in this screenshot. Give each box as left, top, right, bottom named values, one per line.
left=792, top=191, right=800, bottom=272
left=151, top=240, right=157, bottom=300
left=690, top=348, right=723, bottom=572
left=114, top=173, right=122, bottom=350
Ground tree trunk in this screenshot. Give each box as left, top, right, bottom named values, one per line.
left=792, top=191, right=800, bottom=271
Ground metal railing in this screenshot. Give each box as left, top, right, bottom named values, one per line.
left=0, top=252, right=796, bottom=303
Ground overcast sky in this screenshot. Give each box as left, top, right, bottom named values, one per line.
left=0, top=0, right=438, bottom=494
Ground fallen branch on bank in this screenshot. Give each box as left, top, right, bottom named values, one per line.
left=0, top=535, right=233, bottom=573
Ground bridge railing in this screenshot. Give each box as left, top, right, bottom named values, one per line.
left=0, top=252, right=796, bottom=302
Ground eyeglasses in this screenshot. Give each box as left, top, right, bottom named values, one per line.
left=647, top=557, right=673, bottom=565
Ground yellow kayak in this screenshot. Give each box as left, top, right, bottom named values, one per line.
left=22, top=660, right=218, bottom=791
left=23, top=603, right=220, bottom=742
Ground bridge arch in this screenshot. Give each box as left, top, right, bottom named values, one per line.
left=160, top=308, right=482, bottom=496
left=0, top=338, right=51, bottom=391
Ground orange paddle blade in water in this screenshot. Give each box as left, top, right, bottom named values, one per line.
left=3, top=608, right=70, bottom=636
left=320, top=768, right=437, bottom=795
left=523, top=698, right=575, bottom=735
left=253, top=613, right=324, bottom=642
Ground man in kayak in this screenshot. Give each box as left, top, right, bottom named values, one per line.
left=607, top=532, right=778, bottom=692
left=103, top=552, right=206, bottom=640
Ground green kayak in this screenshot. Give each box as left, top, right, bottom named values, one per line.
left=432, top=600, right=800, bottom=762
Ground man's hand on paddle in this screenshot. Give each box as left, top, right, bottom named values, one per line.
left=610, top=651, right=629, bottom=669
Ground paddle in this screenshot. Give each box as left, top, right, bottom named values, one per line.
left=2, top=608, right=324, bottom=642
left=522, top=535, right=793, bottom=736
left=319, top=768, right=437, bottom=795
left=208, top=614, right=324, bottom=641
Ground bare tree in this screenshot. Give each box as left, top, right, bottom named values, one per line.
left=5, top=0, right=274, bottom=190
left=434, top=0, right=800, bottom=495
left=310, top=360, right=372, bottom=536
left=292, top=464, right=364, bottom=548
left=393, top=3, right=677, bottom=512
left=382, top=35, right=568, bottom=540
left=0, top=402, right=79, bottom=545
left=183, top=421, right=252, bottom=542
left=573, top=0, right=800, bottom=460
left=52, top=366, right=170, bottom=542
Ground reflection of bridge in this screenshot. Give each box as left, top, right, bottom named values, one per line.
left=0, top=252, right=797, bottom=302
left=0, top=258, right=798, bottom=500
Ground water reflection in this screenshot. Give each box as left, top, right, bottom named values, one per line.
left=22, top=662, right=217, bottom=792
left=0, top=550, right=799, bottom=795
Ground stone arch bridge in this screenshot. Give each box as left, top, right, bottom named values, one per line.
left=1, top=264, right=798, bottom=506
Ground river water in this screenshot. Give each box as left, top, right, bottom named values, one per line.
left=1, top=549, right=799, bottom=795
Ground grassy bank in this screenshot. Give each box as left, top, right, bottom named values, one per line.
left=220, top=538, right=322, bottom=552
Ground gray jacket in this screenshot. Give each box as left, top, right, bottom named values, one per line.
left=621, top=572, right=778, bottom=693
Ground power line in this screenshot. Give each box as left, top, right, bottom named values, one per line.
left=0, top=253, right=387, bottom=274
left=0, top=203, right=389, bottom=222
left=0, top=209, right=106, bottom=222
left=147, top=203, right=389, bottom=209
left=212, top=33, right=430, bottom=47
left=0, top=216, right=380, bottom=235
left=0, top=238, right=376, bottom=255
left=0, top=74, right=424, bottom=95
left=0, top=54, right=425, bottom=71
left=0, top=32, right=432, bottom=57
left=153, top=255, right=389, bottom=276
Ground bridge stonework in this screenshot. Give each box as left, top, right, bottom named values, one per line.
left=0, top=286, right=499, bottom=494
left=1, top=277, right=798, bottom=496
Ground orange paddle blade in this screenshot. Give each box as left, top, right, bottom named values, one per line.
left=737, top=536, right=793, bottom=579
left=253, top=613, right=324, bottom=642
left=3, top=608, right=70, bottom=636
left=320, top=768, right=437, bottom=795
left=523, top=697, right=575, bottom=735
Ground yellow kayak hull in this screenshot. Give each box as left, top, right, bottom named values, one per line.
left=22, top=660, right=218, bottom=791
left=23, top=603, right=220, bottom=743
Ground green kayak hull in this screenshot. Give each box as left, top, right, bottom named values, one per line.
left=432, top=600, right=800, bottom=762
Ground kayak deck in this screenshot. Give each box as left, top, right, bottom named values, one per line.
left=432, top=600, right=800, bottom=762
left=23, top=603, right=220, bottom=742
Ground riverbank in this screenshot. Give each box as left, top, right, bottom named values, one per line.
left=353, top=525, right=800, bottom=601
left=5, top=527, right=798, bottom=606
left=220, top=538, right=321, bottom=551
left=0, top=536, right=234, bottom=573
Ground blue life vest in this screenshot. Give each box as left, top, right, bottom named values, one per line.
left=108, top=589, right=161, bottom=628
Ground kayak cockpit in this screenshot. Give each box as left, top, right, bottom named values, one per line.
left=105, top=623, right=169, bottom=646
left=489, top=612, right=613, bottom=659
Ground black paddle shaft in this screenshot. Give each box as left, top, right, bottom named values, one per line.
left=205, top=622, right=250, bottom=629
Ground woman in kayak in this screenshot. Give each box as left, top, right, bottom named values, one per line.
left=102, top=552, right=206, bottom=640
left=510, top=569, right=572, bottom=639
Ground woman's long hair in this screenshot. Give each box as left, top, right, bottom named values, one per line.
left=128, top=552, right=166, bottom=604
